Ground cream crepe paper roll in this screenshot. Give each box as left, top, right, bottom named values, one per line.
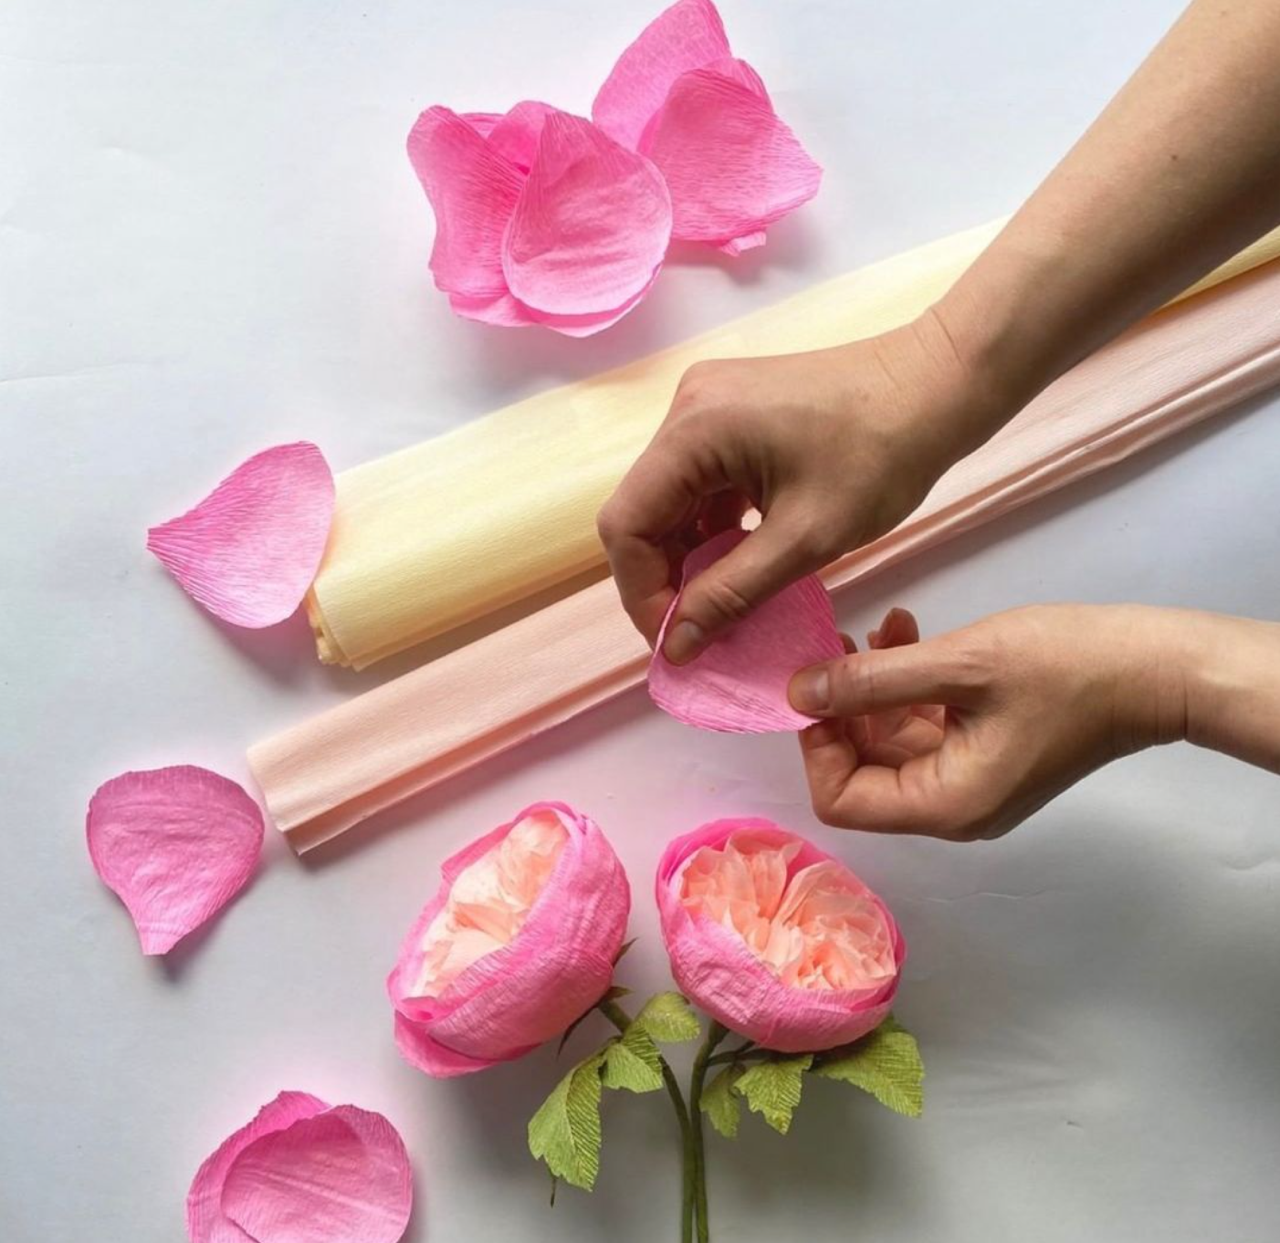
left=310, top=221, right=1280, bottom=670
left=253, top=258, right=1280, bottom=851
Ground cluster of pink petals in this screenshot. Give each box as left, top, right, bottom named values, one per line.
left=649, top=528, right=846, bottom=733
left=656, top=819, right=905, bottom=1052
left=147, top=441, right=335, bottom=629
left=388, top=802, right=631, bottom=1078
left=186, top=1091, right=413, bottom=1243
left=408, top=0, right=821, bottom=335
left=86, top=765, right=264, bottom=955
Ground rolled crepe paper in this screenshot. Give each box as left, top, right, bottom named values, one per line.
left=250, top=258, right=1280, bottom=852
left=306, top=222, right=1280, bottom=670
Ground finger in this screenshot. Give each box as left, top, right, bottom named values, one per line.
left=806, top=748, right=970, bottom=837
left=598, top=441, right=723, bottom=644
left=869, top=607, right=919, bottom=650
left=798, top=719, right=860, bottom=814
left=858, top=713, right=946, bottom=768
left=790, top=639, right=985, bottom=718
left=662, top=507, right=827, bottom=664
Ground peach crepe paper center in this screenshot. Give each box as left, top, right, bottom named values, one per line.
left=414, top=811, right=569, bottom=996
left=678, top=830, right=896, bottom=992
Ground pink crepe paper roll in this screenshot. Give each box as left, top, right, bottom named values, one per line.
left=249, top=259, right=1280, bottom=852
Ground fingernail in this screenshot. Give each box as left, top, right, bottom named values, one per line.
left=663, top=620, right=706, bottom=665
left=790, top=667, right=830, bottom=714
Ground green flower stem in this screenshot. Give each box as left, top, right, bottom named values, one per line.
left=599, top=998, right=696, bottom=1243
left=705, top=1046, right=770, bottom=1068
left=688, top=1021, right=728, bottom=1243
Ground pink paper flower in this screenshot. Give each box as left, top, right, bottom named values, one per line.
left=593, top=0, right=822, bottom=255
left=648, top=528, right=845, bottom=733
left=407, top=104, right=672, bottom=336
left=388, top=802, right=631, bottom=1077
left=656, top=819, right=904, bottom=1052
left=186, top=1091, right=413, bottom=1243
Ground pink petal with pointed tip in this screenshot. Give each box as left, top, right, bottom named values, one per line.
left=407, top=105, right=525, bottom=298
left=641, top=66, right=822, bottom=249
left=502, top=112, right=671, bottom=318
left=186, top=1091, right=329, bottom=1243
left=460, top=111, right=504, bottom=138
left=87, top=765, right=264, bottom=954
left=649, top=529, right=844, bottom=733
left=592, top=0, right=731, bottom=149
left=221, top=1106, right=413, bottom=1243
left=486, top=100, right=558, bottom=172
left=146, top=442, right=334, bottom=629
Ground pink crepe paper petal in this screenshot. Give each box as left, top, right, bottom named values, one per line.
left=656, top=820, right=905, bottom=1052
left=640, top=65, right=822, bottom=250
left=449, top=267, right=659, bottom=337
left=460, top=111, right=504, bottom=138
left=187, top=1092, right=329, bottom=1243
left=221, top=1106, right=413, bottom=1243
left=649, top=529, right=844, bottom=733
left=502, top=111, right=671, bottom=318
left=592, top=0, right=731, bottom=150
left=86, top=765, right=264, bottom=955
left=146, top=442, right=334, bottom=629
left=407, top=105, right=525, bottom=298
left=485, top=100, right=557, bottom=172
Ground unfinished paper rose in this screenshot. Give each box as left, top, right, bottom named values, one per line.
left=388, top=801, right=631, bottom=1077
left=656, top=819, right=904, bottom=1052
left=147, top=442, right=334, bottom=629
left=186, top=1091, right=413, bottom=1243
left=407, top=104, right=672, bottom=336
left=593, top=0, right=822, bottom=254
left=648, top=528, right=845, bottom=733
left=86, top=765, right=263, bottom=955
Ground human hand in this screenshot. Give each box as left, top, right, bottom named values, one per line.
left=597, top=315, right=1001, bottom=664
left=789, top=604, right=1196, bottom=841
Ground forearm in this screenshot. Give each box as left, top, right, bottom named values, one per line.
left=929, top=0, right=1280, bottom=458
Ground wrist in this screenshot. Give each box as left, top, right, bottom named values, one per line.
left=1099, top=605, right=1196, bottom=754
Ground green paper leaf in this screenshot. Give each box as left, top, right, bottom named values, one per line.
left=602, top=1024, right=665, bottom=1094
left=700, top=1065, right=744, bottom=1139
left=528, top=1051, right=606, bottom=1191
left=813, top=1016, right=925, bottom=1118
left=734, top=1054, right=813, bottom=1134
left=634, top=992, right=701, bottom=1044
left=613, top=938, right=637, bottom=964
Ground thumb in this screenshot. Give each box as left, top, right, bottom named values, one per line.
left=789, top=637, right=984, bottom=718
left=662, top=512, right=826, bottom=664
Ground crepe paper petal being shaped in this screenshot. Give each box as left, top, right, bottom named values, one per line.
left=146, top=442, right=334, bottom=629
left=407, top=105, right=527, bottom=299
left=641, top=65, right=822, bottom=251
left=86, top=765, right=264, bottom=955
left=388, top=801, right=631, bottom=1078
left=502, top=111, right=672, bottom=319
left=186, top=1092, right=413, bottom=1243
left=221, top=1106, right=414, bottom=1243
left=593, top=0, right=731, bottom=151
left=485, top=100, right=558, bottom=173
left=656, top=819, right=905, bottom=1052
left=648, top=528, right=844, bottom=733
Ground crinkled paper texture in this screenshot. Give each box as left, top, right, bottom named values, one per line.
left=388, top=801, right=631, bottom=1078
left=594, top=0, right=821, bottom=251
left=186, top=1092, right=413, bottom=1243
left=648, top=528, right=845, bottom=733
left=408, top=104, right=670, bottom=336
left=656, top=819, right=905, bottom=1052
left=147, top=442, right=334, bottom=628
left=86, top=765, right=263, bottom=954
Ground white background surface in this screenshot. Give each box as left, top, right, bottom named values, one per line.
left=3, top=2, right=1279, bottom=1240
